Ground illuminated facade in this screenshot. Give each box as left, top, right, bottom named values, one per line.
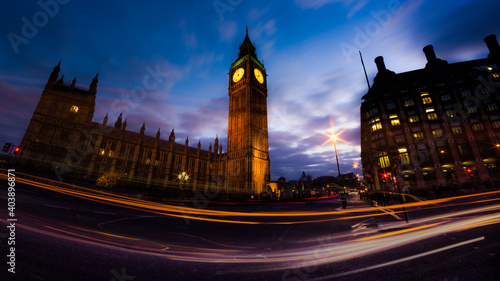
left=361, top=34, right=500, bottom=192
left=16, top=30, right=270, bottom=196
left=227, top=29, right=271, bottom=194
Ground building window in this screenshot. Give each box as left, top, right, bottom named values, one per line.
left=427, top=112, right=438, bottom=120
left=487, top=103, right=498, bottom=111
left=408, top=115, right=420, bottom=123
left=367, top=107, right=378, bottom=117
left=460, top=89, right=471, bottom=97
left=493, top=120, right=500, bottom=129
left=378, top=152, right=390, bottom=168
left=386, top=102, right=396, bottom=110
left=445, top=109, right=455, bottom=118
left=398, top=148, right=410, bottom=165
left=370, top=117, right=382, bottom=132
left=452, top=126, right=463, bottom=134
left=413, top=132, right=424, bottom=140
left=70, top=105, right=79, bottom=113
left=395, top=135, right=405, bottom=143
left=421, top=92, right=432, bottom=104
left=441, top=94, right=451, bottom=101
left=471, top=123, right=484, bottom=131
left=371, top=122, right=382, bottom=132
left=389, top=114, right=400, bottom=126
left=404, top=99, right=414, bottom=107
left=432, top=129, right=444, bottom=138
left=465, top=106, right=477, bottom=114
left=422, top=96, right=432, bottom=104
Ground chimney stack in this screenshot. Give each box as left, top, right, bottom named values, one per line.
left=423, top=45, right=437, bottom=63
left=375, top=56, right=386, bottom=72
left=484, top=34, right=500, bottom=60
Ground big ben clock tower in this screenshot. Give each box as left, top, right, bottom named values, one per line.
left=227, top=28, right=270, bottom=195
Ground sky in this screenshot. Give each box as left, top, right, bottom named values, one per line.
left=1, top=0, right=499, bottom=181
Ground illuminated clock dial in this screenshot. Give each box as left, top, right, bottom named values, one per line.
left=254, top=68, right=264, bottom=84
left=232, top=68, right=244, bottom=83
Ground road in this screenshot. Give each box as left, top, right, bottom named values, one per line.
left=1, top=171, right=499, bottom=280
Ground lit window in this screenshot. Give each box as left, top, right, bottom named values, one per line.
left=100, top=149, right=105, bottom=155
left=369, top=117, right=380, bottom=124
left=487, top=103, right=498, bottom=111
left=395, top=135, right=405, bottom=143
left=413, top=132, right=424, bottom=140
left=493, top=120, right=500, bottom=129
left=378, top=152, right=390, bottom=168
left=427, top=112, right=438, bottom=120
left=422, top=97, right=432, bottom=104
left=70, top=105, right=79, bottom=113
left=404, top=99, right=414, bottom=107
left=441, top=94, right=451, bottom=101
left=452, top=126, right=463, bottom=134
left=432, top=129, right=444, bottom=137
left=493, top=73, right=500, bottom=78
left=466, top=106, right=477, bottom=114
left=446, top=109, right=455, bottom=118
left=408, top=115, right=420, bottom=123
left=399, top=148, right=410, bottom=165
left=371, top=122, right=382, bottom=132
left=460, top=89, right=471, bottom=97
left=471, top=123, right=484, bottom=131
left=389, top=114, right=400, bottom=126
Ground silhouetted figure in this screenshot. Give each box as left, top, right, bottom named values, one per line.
left=341, top=196, right=347, bottom=209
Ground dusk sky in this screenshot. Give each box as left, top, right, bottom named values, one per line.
left=1, top=0, right=499, bottom=181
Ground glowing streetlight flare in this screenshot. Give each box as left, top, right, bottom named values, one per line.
left=321, top=121, right=347, bottom=176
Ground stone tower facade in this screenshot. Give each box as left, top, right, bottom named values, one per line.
left=227, top=29, right=271, bottom=194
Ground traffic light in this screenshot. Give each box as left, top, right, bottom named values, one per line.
left=13, top=147, right=20, bottom=154
left=2, top=143, right=12, bottom=153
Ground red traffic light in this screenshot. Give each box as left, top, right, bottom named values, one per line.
left=466, top=168, right=472, bottom=174
left=13, top=147, right=20, bottom=154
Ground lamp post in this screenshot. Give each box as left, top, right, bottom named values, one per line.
left=353, top=162, right=359, bottom=187
left=322, top=123, right=346, bottom=178
left=328, top=133, right=340, bottom=177
left=178, top=171, right=189, bottom=190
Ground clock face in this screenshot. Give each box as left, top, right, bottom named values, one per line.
left=232, top=68, right=244, bottom=83
left=254, top=68, right=264, bottom=84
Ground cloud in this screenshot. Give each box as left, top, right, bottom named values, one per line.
left=217, top=20, right=239, bottom=42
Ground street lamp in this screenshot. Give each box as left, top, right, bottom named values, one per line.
left=178, top=171, right=189, bottom=190
left=322, top=126, right=345, bottom=177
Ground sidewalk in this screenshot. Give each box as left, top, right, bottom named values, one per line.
left=334, top=194, right=372, bottom=210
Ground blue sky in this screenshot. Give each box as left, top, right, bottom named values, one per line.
left=1, top=0, right=499, bottom=181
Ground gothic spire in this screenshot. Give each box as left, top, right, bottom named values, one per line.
left=49, top=61, right=61, bottom=82
left=140, top=123, right=145, bottom=135
left=114, top=113, right=122, bottom=129
left=89, top=73, right=98, bottom=95
left=238, top=27, right=256, bottom=60
left=103, top=113, right=108, bottom=126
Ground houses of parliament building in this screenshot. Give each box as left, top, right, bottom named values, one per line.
left=16, top=30, right=271, bottom=196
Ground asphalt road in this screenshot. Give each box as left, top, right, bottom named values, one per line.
left=1, top=175, right=499, bottom=281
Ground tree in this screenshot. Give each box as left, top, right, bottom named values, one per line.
left=96, top=173, right=119, bottom=188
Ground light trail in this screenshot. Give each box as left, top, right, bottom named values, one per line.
left=3, top=170, right=500, bottom=225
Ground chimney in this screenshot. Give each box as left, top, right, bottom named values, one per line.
left=374, top=56, right=386, bottom=72
left=423, top=45, right=437, bottom=63
left=484, top=34, right=500, bottom=59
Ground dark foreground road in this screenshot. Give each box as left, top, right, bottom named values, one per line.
left=1, top=174, right=499, bottom=280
